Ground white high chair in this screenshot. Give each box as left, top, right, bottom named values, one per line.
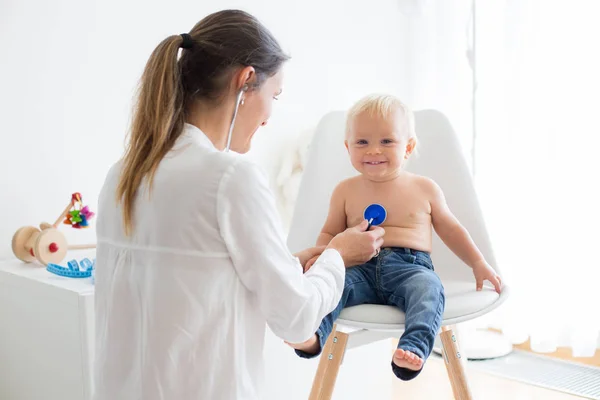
left=287, top=110, right=509, bottom=400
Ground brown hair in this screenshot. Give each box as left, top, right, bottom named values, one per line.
left=116, top=9, right=289, bottom=235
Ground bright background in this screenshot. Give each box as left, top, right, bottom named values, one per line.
left=2, top=0, right=598, bottom=398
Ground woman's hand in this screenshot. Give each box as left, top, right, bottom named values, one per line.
left=293, top=246, right=326, bottom=270
left=327, top=220, right=384, bottom=267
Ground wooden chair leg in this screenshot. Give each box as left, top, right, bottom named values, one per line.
left=440, top=326, right=474, bottom=400
left=308, top=324, right=349, bottom=400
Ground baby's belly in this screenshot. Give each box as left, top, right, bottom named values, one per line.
left=379, top=226, right=432, bottom=253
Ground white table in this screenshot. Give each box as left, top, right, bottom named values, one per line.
left=0, top=251, right=394, bottom=400
left=0, top=251, right=95, bottom=400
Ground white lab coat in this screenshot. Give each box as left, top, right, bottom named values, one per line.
left=92, top=123, right=345, bottom=400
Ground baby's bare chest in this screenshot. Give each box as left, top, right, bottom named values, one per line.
left=345, top=183, right=431, bottom=227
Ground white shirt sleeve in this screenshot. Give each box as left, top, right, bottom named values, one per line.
left=217, top=158, right=345, bottom=343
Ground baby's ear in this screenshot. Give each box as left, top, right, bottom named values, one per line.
left=406, top=137, right=417, bottom=156
left=344, top=140, right=349, bottom=151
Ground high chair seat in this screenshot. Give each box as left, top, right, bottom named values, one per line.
left=338, top=281, right=500, bottom=330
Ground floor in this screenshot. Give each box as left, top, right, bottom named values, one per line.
left=511, top=336, right=600, bottom=368
left=391, top=356, right=586, bottom=399
left=389, top=331, right=599, bottom=399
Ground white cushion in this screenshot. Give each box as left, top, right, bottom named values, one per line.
left=337, top=281, right=501, bottom=330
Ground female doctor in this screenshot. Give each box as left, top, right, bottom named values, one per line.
left=93, top=9, right=384, bottom=400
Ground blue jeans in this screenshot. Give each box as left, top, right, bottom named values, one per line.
left=296, top=247, right=445, bottom=381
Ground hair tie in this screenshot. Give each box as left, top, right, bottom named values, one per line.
left=180, top=33, right=193, bottom=49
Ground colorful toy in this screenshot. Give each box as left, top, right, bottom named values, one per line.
left=11, top=192, right=97, bottom=266
left=364, top=203, right=387, bottom=230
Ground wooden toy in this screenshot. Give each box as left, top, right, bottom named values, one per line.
left=11, top=192, right=96, bottom=266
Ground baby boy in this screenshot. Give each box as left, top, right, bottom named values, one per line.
left=290, top=94, right=502, bottom=380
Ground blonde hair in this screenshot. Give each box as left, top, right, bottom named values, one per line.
left=345, top=93, right=416, bottom=144
left=116, top=10, right=289, bottom=235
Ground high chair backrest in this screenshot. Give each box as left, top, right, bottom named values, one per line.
left=287, top=110, right=499, bottom=282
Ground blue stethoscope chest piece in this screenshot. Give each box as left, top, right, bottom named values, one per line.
left=364, top=203, right=387, bottom=230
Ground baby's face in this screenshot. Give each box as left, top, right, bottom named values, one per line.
left=345, top=110, right=413, bottom=181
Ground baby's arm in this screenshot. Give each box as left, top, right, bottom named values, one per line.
left=423, top=178, right=502, bottom=293
left=425, top=178, right=484, bottom=266
left=315, top=181, right=348, bottom=246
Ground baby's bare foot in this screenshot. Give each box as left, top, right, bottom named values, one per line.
left=393, top=348, right=423, bottom=371
left=286, top=334, right=320, bottom=355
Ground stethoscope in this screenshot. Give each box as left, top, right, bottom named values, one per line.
left=364, top=203, right=386, bottom=257
left=227, top=86, right=388, bottom=229
left=224, top=85, right=247, bottom=152
left=227, top=86, right=387, bottom=252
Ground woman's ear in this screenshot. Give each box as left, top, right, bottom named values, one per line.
left=234, top=65, right=256, bottom=92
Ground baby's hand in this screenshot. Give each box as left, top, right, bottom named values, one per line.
left=303, top=255, right=319, bottom=273
left=294, top=246, right=326, bottom=270
left=472, top=260, right=502, bottom=294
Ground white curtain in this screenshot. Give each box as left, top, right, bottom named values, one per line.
left=400, top=0, right=475, bottom=163
left=473, top=0, right=600, bottom=356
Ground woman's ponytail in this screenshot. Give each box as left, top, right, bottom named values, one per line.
left=116, top=35, right=186, bottom=235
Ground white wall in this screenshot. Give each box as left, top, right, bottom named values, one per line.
left=0, top=0, right=413, bottom=257
left=0, top=0, right=473, bottom=398
left=0, top=0, right=475, bottom=257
